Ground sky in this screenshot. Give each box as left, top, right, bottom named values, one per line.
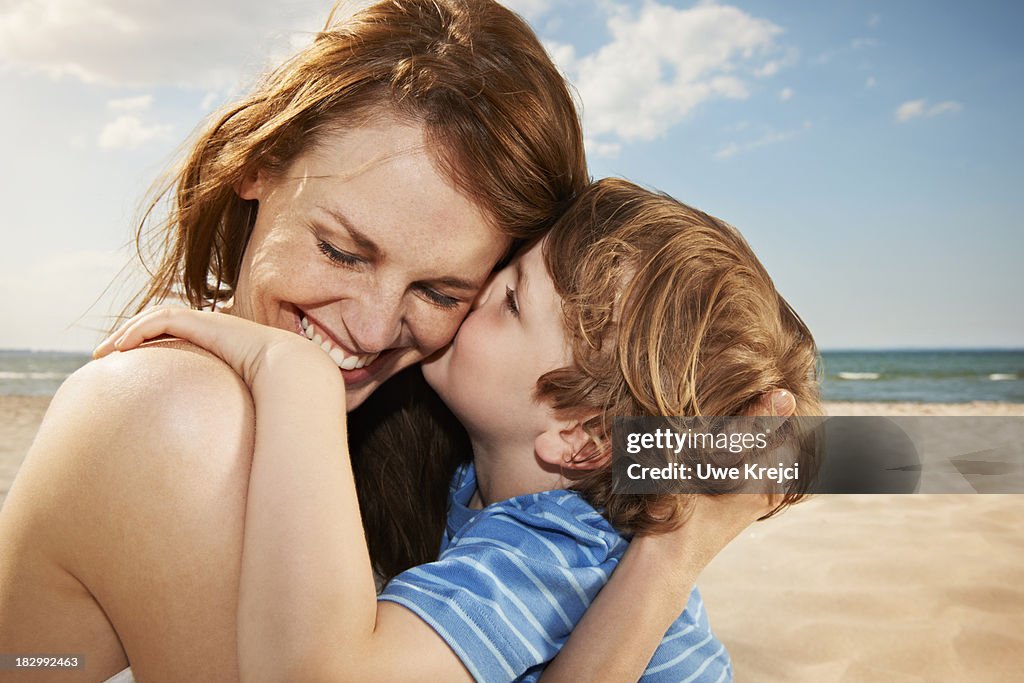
left=0, top=0, right=1021, bottom=351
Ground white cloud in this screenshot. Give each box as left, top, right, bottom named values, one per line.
left=778, top=87, right=794, bottom=101
left=928, top=100, right=963, bottom=117
left=895, top=99, right=963, bottom=123
left=199, top=91, right=222, bottom=112
left=502, top=0, right=552, bottom=21
left=754, top=49, right=797, bottom=78
left=895, top=100, right=926, bottom=122
left=866, top=76, right=877, bottom=88
left=867, top=14, right=881, bottom=29
left=585, top=138, right=623, bottom=158
left=713, top=123, right=808, bottom=161
left=551, top=1, right=784, bottom=156
left=98, top=115, right=172, bottom=149
left=712, top=141, right=741, bottom=160
left=108, top=94, right=153, bottom=112
left=0, top=248, right=144, bottom=351
left=0, top=1, right=324, bottom=88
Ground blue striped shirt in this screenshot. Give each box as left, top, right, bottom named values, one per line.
left=379, top=463, right=732, bottom=682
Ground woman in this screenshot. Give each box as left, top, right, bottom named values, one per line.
left=0, top=1, right=586, bottom=680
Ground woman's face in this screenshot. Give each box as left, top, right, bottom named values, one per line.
left=232, top=116, right=508, bottom=410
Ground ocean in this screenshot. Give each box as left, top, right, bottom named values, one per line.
left=0, top=349, right=1022, bottom=403
left=0, top=350, right=93, bottom=396
left=820, top=350, right=1024, bottom=403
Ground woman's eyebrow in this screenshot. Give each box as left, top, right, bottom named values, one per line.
left=316, top=205, right=381, bottom=259
left=317, top=203, right=478, bottom=292
left=429, top=276, right=479, bottom=292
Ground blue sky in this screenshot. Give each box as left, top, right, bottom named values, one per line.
left=0, top=0, right=1021, bottom=351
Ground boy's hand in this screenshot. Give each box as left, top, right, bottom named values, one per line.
left=94, top=306, right=341, bottom=400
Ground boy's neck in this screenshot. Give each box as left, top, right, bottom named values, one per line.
left=468, top=436, right=563, bottom=508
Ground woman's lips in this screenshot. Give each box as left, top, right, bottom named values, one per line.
left=295, top=310, right=392, bottom=383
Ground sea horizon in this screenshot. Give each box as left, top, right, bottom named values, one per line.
left=1, top=347, right=1021, bottom=403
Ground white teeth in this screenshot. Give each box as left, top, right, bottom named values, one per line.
left=357, top=353, right=380, bottom=369
left=297, top=315, right=380, bottom=371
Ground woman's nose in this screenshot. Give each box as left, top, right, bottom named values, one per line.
left=342, top=285, right=405, bottom=354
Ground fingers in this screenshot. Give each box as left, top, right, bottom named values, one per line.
left=94, top=306, right=187, bottom=358
left=94, top=308, right=219, bottom=358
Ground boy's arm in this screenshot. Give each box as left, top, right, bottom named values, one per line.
left=98, top=309, right=474, bottom=683
left=241, top=362, right=474, bottom=682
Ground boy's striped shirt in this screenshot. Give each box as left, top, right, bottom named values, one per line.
left=379, top=462, right=733, bottom=682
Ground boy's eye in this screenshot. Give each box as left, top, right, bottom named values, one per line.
left=504, top=285, right=520, bottom=318
left=419, top=286, right=461, bottom=311
left=317, top=240, right=362, bottom=267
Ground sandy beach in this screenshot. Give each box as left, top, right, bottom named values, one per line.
left=700, top=401, right=1024, bottom=682
left=2, top=397, right=1022, bottom=680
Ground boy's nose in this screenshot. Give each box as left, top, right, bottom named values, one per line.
left=470, top=276, right=498, bottom=312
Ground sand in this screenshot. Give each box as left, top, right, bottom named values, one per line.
left=0, top=395, right=51, bottom=504
left=2, top=397, right=1022, bottom=680
left=699, top=401, right=1024, bottom=682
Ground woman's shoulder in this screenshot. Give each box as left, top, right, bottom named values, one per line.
left=46, top=338, right=254, bottom=451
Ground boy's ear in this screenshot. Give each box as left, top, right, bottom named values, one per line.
left=535, top=415, right=607, bottom=471
left=236, top=166, right=265, bottom=201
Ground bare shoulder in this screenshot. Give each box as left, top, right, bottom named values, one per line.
left=47, top=338, right=254, bottom=446
left=18, top=339, right=257, bottom=507
left=0, top=341, right=257, bottom=679
left=9, top=339, right=256, bottom=561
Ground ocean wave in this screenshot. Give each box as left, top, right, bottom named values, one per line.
left=837, top=372, right=881, bottom=381
left=988, top=373, right=1018, bottom=381
left=0, top=371, right=69, bottom=380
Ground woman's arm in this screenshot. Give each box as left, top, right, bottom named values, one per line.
left=101, top=309, right=472, bottom=682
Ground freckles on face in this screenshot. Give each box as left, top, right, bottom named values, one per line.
left=231, top=116, right=508, bottom=410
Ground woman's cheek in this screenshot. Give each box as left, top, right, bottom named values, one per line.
left=424, top=308, right=473, bottom=356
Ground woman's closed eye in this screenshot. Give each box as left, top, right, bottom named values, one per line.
left=417, top=285, right=461, bottom=311
left=317, top=240, right=363, bottom=268
left=504, top=285, right=520, bottom=318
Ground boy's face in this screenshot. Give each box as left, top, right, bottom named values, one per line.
left=423, top=238, right=572, bottom=446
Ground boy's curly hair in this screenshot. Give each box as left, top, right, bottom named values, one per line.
left=537, top=178, right=823, bottom=534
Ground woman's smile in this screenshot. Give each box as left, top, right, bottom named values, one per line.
left=231, top=116, right=508, bottom=408
left=297, top=310, right=389, bottom=378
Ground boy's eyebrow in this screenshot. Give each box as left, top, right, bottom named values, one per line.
left=516, top=258, right=529, bottom=303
